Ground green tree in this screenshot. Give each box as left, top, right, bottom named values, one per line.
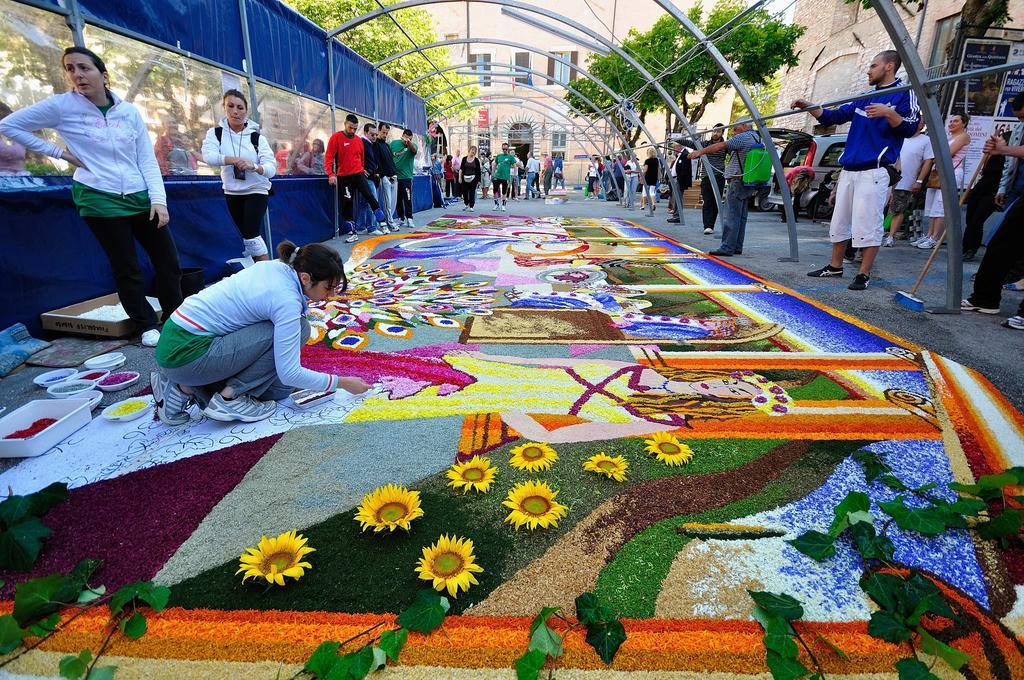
left=288, top=0, right=477, bottom=123
left=730, top=72, right=781, bottom=124
left=565, top=0, right=803, bottom=144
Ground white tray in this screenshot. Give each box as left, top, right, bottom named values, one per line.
left=97, top=372, right=141, bottom=392
left=0, top=399, right=92, bottom=458
left=84, top=352, right=126, bottom=371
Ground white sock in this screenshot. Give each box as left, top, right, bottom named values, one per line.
left=242, top=236, right=268, bottom=258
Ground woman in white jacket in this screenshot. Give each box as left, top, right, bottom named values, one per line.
left=0, top=47, right=181, bottom=347
left=201, top=89, right=277, bottom=262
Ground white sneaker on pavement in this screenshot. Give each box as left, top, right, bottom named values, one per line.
left=204, top=393, right=277, bottom=423
left=141, top=329, right=160, bottom=347
left=345, top=234, right=358, bottom=243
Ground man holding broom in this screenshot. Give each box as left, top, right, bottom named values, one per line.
left=961, top=133, right=1024, bottom=331
left=793, top=50, right=921, bottom=290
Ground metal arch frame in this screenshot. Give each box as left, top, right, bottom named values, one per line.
left=435, top=98, right=608, bottom=154
left=650, top=0, right=799, bottom=261
left=329, top=0, right=727, bottom=225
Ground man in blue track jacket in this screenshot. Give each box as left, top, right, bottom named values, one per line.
left=795, top=50, right=921, bottom=291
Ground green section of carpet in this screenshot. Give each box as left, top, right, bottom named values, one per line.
left=763, top=371, right=851, bottom=401
left=594, top=440, right=871, bottom=618
left=169, top=436, right=791, bottom=615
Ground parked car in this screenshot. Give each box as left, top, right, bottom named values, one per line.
left=757, top=130, right=847, bottom=216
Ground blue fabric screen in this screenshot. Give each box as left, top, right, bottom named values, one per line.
left=331, top=40, right=376, bottom=117
left=376, top=76, right=404, bottom=125
left=77, top=0, right=245, bottom=71
left=405, top=91, right=427, bottom=134
left=245, top=0, right=329, bottom=101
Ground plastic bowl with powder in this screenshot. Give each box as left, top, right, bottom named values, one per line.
left=100, top=372, right=137, bottom=386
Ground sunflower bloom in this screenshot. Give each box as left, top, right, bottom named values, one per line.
left=502, top=480, right=568, bottom=530
left=355, top=484, right=425, bottom=532
left=447, top=456, right=498, bottom=493
left=643, top=431, right=694, bottom=466
left=582, top=453, right=629, bottom=482
left=416, top=534, right=485, bottom=597
left=508, top=442, right=559, bottom=472
left=236, top=530, right=314, bottom=586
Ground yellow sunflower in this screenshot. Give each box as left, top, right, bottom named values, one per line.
left=236, top=530, right=314, bottom=586
left=416, top=534, right=485, bottom=597
left=582, top=453, right=629, bottom=482
left=502, top=480, right=568, bottom=530
left=447, top=456, right=498, bottom=493
left=508, top=441, right=559, bottom=472
left=643, top=431, right=694, bottom=466
left=355, top=484, right=425, bottom=532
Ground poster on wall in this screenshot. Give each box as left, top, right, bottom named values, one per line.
left=950, top=40, right=1010, bottom=117
left=996, top=43, right=1024, bottom=117
left=960, top=116, right=994, bottom=185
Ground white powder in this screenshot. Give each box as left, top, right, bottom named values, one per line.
left=75, top=297, right=161, bottom=321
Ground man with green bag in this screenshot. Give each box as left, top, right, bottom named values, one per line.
left=687, top=121, right=766, bottom=256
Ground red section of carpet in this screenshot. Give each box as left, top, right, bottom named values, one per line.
left=0, top=434, right=282, bottom=595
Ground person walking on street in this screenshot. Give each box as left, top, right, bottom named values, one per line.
left=542, top=152, right=554, bottom=196
left=389, top=128, right=418, bottom=229
left=358, top=123, right=385, bottom=235
left=640, top=148, right=660, bottom=212
left=679, top=125, right=726, bottom=234
left=623, top=153, right=639, bottom=209
left=794, top=50, right=921, bottom=290
left=480, top=153, right=492, bottom=200
left=687, top=122, right=760, bottom=254
left=375, top=123, right=399, bottom=232
left=326, top=113, right=380, bottom=244
left=961, top=133, right=1024, bottom=330
left=460, top=146, right=482, bottom=212
left=586, top=156, right=600, bottom=199
left=883, top=119, right=931, bottom=247
left=492, top=143, right=515, bottom=211
left=913, top=113, right=970, bottom=250
left=526, top=153, right=541, bottom=199
left=443, top=154, right=456, bottom=197
left=553, top=153, right=566, bottom=190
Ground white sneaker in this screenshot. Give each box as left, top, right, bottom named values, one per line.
left=369, top=229, right=385, bottom=235
left=915, top=238, right=936, bottom=249
left=467, top=206, right=475, bottom=212
left=703, top=228, right=713, bottom=235
left=882, top=234, right=894, bottom=248
left=407, top=220, right=416, bottom=229
left=141, top=329, right=160, bottom=347
left=345, top=234, right=358, bottom=243
left=204, top=393, right=277, bottom=423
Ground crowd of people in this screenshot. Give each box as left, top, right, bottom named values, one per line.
left=430, top=147, right=568, bottom=211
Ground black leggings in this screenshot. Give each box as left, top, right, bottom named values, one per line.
left=397, top=178, right=414, bottom=220
left=492, top=178, right=508, bottom=199
left=337, top=173, right=379, bottom=222
left=445, top=177, right=456, bottom=197
left=225, top=193, right=268, bottom=239
left=83, top=211, right=182, bottom=331
left=970, top=198, right=1024, bottom=313
left=463, top=178, right=479, bottom=208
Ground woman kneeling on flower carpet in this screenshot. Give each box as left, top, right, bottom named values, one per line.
left=151, top=240, right=370, bottom=425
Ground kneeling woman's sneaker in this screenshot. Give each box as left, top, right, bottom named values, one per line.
left=151, top=372, right=192, bottom=426
left=204, top=393, right=277, bottom=423
left=1003, top=315, right=1024, bottom=330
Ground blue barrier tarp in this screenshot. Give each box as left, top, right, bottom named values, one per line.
left=405, top=90, right=427, bottom=134
left=78, top=0, right=246, bottom=71
left=331, top=40, right=376, bottom=118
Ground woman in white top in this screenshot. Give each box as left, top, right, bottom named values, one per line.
left=915, top=113, right=971, bottom=250
left=201, top=89, right=277, bottom=261
left=152, top=240, right=370, bottom=425
left=0, top=46, right=181, bottom=348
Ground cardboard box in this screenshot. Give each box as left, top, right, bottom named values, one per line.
left=40, top=293, right=161, bottom=338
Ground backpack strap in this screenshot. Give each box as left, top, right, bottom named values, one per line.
left=215, top=127, right=260, bottom=151
left=215, top=126, right=223, bottom=143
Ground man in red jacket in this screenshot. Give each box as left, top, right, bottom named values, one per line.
left=326, top=113, right=380, bottom=243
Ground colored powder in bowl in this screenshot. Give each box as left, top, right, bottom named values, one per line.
left=108, top=401, right=148, bottom=417
left=43, top=373, right=72, bottom=383
left=4, top=418, right=57, bottom=439
left=100, top=372, right=137, bottom=386
left=53, top=382, right=91, bottom=394
left=80, top=371, right=106, bottom=380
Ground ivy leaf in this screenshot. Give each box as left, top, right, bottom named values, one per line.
left=877, top=498, right=956, bottom=536
left=786, top=530, right=836, bottom=561
left=815, top=633, right=849, bottom=659
left=879, top=474, right=909, bottom=491
left=761, top=615, right=798, bottom=658
left=0, top=614, right=26, bottom=654
left=109, top=582, right=170, bottom=618
left=867, top=611, right=911, bottom=643
left=0, top=482, right=68, bottom=528
left=139, top=585, right=170, bottom=612
left=575, top=592, right=613, bottom=626
left=13, top=572, right=64, bottom=626
left=951, top=472, right=1019, bottom=495
left=949, top=498, right=987, bottom=516
left=828, top=491, right=870, bottom=536
left=765, top=650, right=810, bottom=680
left=514, top=649, right=547, bottom=680
left=849, top=522, right=895, bottom=561
left=377, top=628, right=407, bottom=663
left=86, top=666, right=117, bottom=680
left=895, top=657, right=939, bottom=679
left=325, top=645, right=375, bottom=680
left=27, top=612, right=60, bottom=637
left=976, top=509, right=1023, bottom=541
left=860, top=572, right=905, bottom=612
left=77, top=585, right=107, bottom=606
left=121, top=611, right=147, bottom=639
left=917, top=628, right=971, bottom=670
left=528, top=620, right=563, bottom=658
left=59, top=649, right=92, bottom=679
left=55, top=559, right=103, bottom=606
left=529, top=606, right=561, bottom=634
left=584, top=619, right=626, bottom=664
left=846, top=510, right=875, bottom=527
left=747, top=591, right=804, bottom=621
left=904, top=573, right=954, bottom=622
left=395, top=590, right=448, bottom=634
left=0, top=517, right=53, bottom=572
left=370, top=646, right=387, bottom=672
left=853, top=450, right=888, bottom=482
left=304, top=640, right=341, bottom=678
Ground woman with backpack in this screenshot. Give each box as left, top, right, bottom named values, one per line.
left=201, top=89, right=277, bottom=262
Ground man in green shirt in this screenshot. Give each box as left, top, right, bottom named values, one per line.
left=389, top=128, right=419, bottom=228
left=491, top=142, right=516, bottom=211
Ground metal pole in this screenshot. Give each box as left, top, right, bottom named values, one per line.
left=64, top=0, right=85, bottom=47
left=872, top=0, right=961, bottom=313
left=237, top=0, right=273, bottom=253
left=327, top=42, right=340, bottom=238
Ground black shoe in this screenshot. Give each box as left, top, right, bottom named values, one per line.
left=708, top=249, right=734, bottom=257
left=807, top=265, right=844, bottom=277
left=848, top=273, right=870, bottom=290
left=734, top=251, right=743, bottom=255
left=963, top=250, right=976, bottom=262
left=667, top=217, right=680, bottom=223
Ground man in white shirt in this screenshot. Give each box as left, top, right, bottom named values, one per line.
left=526, top=153, right=541, bottom=199
left=884, top=120, right=932, bottom=246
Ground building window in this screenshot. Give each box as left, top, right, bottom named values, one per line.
left=551, top=131, right=567, bottom=149
left=469, top=53, right=491, bottom=86
left=514, top=52, right=531, bottom=84
left=552, top=52, right=571, bottom=85
left=929, top=14, right=960, bottom=70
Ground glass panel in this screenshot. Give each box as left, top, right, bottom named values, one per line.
left=469, top=53, right=491, bottom=87
left=83, top=24, right=229, bottom=176
left=0, top=0, right=74, bottom=176
left=254, top=82, right=335, bottom=176
left=553, top=52, right=570, bottom=86
left=820, top=143, right=845, bottom=167
left=514, top=52, right=530, bottom=84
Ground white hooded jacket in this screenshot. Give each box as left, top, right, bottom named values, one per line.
left=0, top=90, right=166, bottom=205
left=201, top=118, right=277, bottom=195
